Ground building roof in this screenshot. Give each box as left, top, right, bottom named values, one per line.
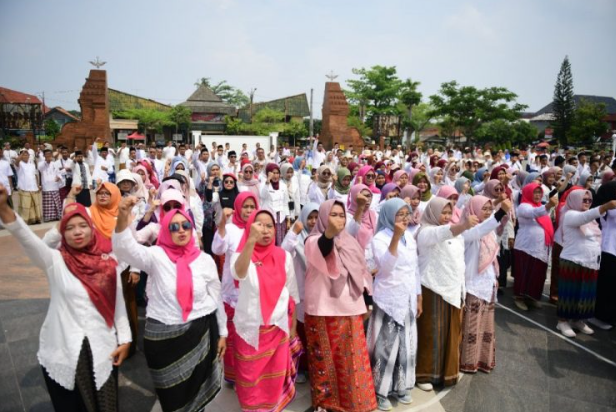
left=45, top=106, right=80, bottom=121
left=109, top=88, right=171, bottom=112
left=0, top=86, right=43, bottom=105
left=179, top=84, right=236, bottom=115
left=529, top=113, right=555, bottom=122
left=535, top=95, right=616, bottom=116
left=238, top=93, right=310, bottom=122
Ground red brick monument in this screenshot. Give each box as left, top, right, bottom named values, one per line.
left=54, top=69, right=111, bottom=150
left=320, top=79, right=363, bottom=150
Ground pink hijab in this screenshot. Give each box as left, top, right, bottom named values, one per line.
left=399, top=184, right=422, bottom=225
left=157, top=209, right=201, bottom=321
left=559, top=189, right=601, bottom=238
left=307, top=199, right=372, bottom=299
left=437, top=185, right=462, bottom=224
left=462, top=196, right=499, bottom=274
left=393, top=170, right=408, bottom=188
left=355, top=165, right=381, bottom=194
left=347, top=184, right=377, bottom=249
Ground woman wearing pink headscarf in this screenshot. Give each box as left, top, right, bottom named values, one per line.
left=460, top=196, right=512, bottom=374
left=113, top=196, right=227, bottom=412
left=437, top=185, right=463, bottom=225
left=555, top=189, right=616, bottom=337
left=303, top=199, right=376, bottom=412
left=400, top=184, right=422, bottom=236
left=346, top=184, right=378, bottom=250
left=355, top=165, right=381, bottom=209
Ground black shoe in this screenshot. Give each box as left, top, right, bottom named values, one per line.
left=497, top=288, right=504, bottom=296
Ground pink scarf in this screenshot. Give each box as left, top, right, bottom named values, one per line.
left=347, top=184, right=377, bottom=249
left=355, top=166, right=381, bottom=194
left=157, top=209, right=201, bottom=321
left=232, top=192, right=259, bottom=229
left=462, top=196, right=500, bottom=274
left=521, top=183, right=554, bottom=246
left=236, top=210, right=286, bottom=324
left=436, top=185, right=462, bottom=225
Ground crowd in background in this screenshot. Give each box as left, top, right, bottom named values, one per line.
left=0, top=135, right=615, bottom=412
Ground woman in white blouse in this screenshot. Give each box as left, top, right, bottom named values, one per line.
left=261, top=163, right=291, bottom=245
left=0, top=184, right=131, bottom=412
left=460, top=196, right=512, bottom=374
left=367, top=198, right=422, bottom=410
left=113, top=196, right=227, bottom=412
left=415, top=198, right=478, bottom=390
left=512, top=183, right=558, bottom=311
left=555, top=189, right=616, bottom=337
left=280, top=163, right=301, bottom=219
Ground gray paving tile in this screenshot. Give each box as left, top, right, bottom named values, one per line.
left=549, top=394, right=616, bottom=412
left=0, top=319, right=6, bottom=344
left=20, top=385, right=53, bottom=412
left=0, top=299, right=49, bottom=322
left=439, top=373, right=471, bottom=412
left=462, top=377, right=548, bottom=412
left=0, top=344, right=22, bottom=412
left=3, top=311, right=45, bottom=343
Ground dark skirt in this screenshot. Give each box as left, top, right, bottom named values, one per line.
left=76, top=188, right=92, bottom=207
left=42, top=338, right=118, bottom=412
left=550, top=242, right=563, bottom=302
left=557, top=259, right=598, bottom=320
left=144, top=314, right=221, bottom=412
left=121, top=267, right=139, bottom=358
left=416, top=287, right=462, bottom=387
left=595, top=252, right=616, bottom=323
left=513, top=249, right=548, bottom=300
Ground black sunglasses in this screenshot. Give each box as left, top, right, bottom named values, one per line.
left=224, top=179, right=235, bottom=184
left=169, top=221, right=192, bottom=233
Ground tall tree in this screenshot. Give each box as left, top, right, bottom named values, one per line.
left=551, top=56, right=575, bottom=145
left=194, top=78, right=249, bottom=108
left=429, top=81, right=527, bottom=144
left=169, top=105, right=192, bottom=134
left=44, top=118, right=60, bottom=138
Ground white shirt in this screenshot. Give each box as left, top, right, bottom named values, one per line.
left=560, top=207, right=603, bottom=270
left=0, top=159, right=14, bottom=195
left=259, top=181, right=290, bottom=219
left=280, top=231, right=308, bottom=322
left=417, top=225, right=466, bottom=309
left=38, top=160, right=62, bottom=192
left=163, top=146, right=176, bottom=160
left=211, top=223, right=244, bottom=308
left=3, top=149, right=18, bottom=164
left=230, top=251, right=299, bottom=350
left=71, top=161, right=92, bottom=189
left=514, top=203, right=551, bottom=263
left=600, top=210, right=616, bottom=257
left=118, top=147, right=130, bottom=165
left=462, top=215, right=500, bottom=302
left=112, top=228, right=227, bottom=335
left=371, top=228, right=421, bottom=324
left=308, top=181, right=330, bottom=204
left=2, top=215, right=131, bottom=391
left=17, top=162, right=38, bottom=191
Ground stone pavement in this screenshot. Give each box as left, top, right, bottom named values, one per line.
left=1, top=221, right=615, bottom=412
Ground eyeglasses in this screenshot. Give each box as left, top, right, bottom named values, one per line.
left=243, top=170, right=253, bottom=174
left=224, top=179, right=235, bottom=184
left=163, top=203, right=181, bottom=212
left=395, top=212, right=412, bottom=219
left=321, top=172, right=331, bottom=176
left=168, top=221, right=192, bottom=233
left=582, top=199, right=592, bottom=204
left=97, top=191, right=111, bottom=197
left=365, top=174, right=376, bottom=179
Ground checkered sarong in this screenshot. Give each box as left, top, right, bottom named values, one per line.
left=42, top=190, right=62, bottom=222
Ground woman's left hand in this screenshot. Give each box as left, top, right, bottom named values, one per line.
left=416, top=295, right=423, bottom=319
left=217, top=337, right=227, bottom=359
left=110, top=343, right=130, bottom=366
left=128, top=272, right=140, bottom=286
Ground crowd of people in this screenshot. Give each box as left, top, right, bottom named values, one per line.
left=0, top=135, right=615, bottom=412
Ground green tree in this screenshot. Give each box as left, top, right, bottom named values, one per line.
left=195, top=78, right=249, bottom=108
left=169, top=105, right=192, bottom=134
left=551, top=56, right=575, bottom=146
left=347, top=115, right=373, bottom=137
left=429, top=81, right=527, bottom=144
left=44, top=118, right=60, bottom=138
left=114, top=108, right=174, bottom=134
left=568, top=99, right=608, bottom=146
left=476, top=119, right=537, bottom=147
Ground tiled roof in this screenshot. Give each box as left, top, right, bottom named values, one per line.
left=535, top=95, right=616, bottom=115
left=238, top=93, right=310, bottom=122
left=109, top=88, right=171, bottom=112
left=0, top=87, right=42, bottom=105
left=179, top=85, right=236, bottom=115
left=45, top=106, right=80, bottom=121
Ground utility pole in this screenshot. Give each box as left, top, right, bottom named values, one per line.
left=249, top=88, right=257, bottom=122
left=309, top=88, right=314, bottom=137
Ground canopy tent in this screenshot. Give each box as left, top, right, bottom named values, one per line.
left=127, top=132, right=146, bottom=140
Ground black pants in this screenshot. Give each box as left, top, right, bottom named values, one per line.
left=498, top=248, right=512, bottom=288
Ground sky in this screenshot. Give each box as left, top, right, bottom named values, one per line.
left=1, top=0, right=615, bottom=117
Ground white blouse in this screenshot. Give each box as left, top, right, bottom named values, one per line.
left=280, top=231, right=307, bottom=323
left=327, top=188, right=349, bottom=209
left=601, top=210, right=616, bottom=257
left=308, top=181, right=330, bottom=204
left=462, top=216, right=500, bottom=303
left=230, top=251, right=300, bottom=350
left=2, top=215, right=131, bottom=391
left=560, top=207, right=603, bottom=270
left=112, top=228, right=227, bottom=336
left=417, top=225, right=466, bottom=309
left=370, top=229, right=421, bottom=324
left=514, top=203, right=551, bottom=263
left=260, top=181, right=290, bottom=220
left=211, top=223, right=244, bottom=308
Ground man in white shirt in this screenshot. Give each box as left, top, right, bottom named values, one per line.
left=118, top=141, right=130, bottom=169
left=163, top=141, right=176, bottom=160
left=310, top=137, right=326, bottom=169
left=216, top=145, right=228, bottom=168
left=507, top=152, right=523, bottom=172
left=91, top=141, right=111, bottom=187
left=0, top=146, right=15, bottom=209
left=577, top=152, right=590, bottom=176
left=194, top=148, right=211, bottom=190
left=147, top=146, right=164, bottom=180
left=56, top=146, right=74, bottom=202
left=38, top=149, right=63, bottom=221
left=241, top=143, right=252, bottom=160
left=222, top=151, right=239, bottom=175
left=126, top=147, right=138, bottom=171
left=22, top=142, right=36, bottom=164
left=137, top=143, right=147, bottom=160
left=3, top=142, right=18, bottom=188
left=70, top=150, right=93, bottom=207
left=14, top=150, right=42, bottom=224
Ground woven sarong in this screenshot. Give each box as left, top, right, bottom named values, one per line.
left=557, top=259, right=598, bottom=320
left=42, top=190, right=62, bottom=222
left=460, top=293, right=496, bottom=373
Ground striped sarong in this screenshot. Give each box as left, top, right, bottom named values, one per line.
left=366, top=303, right=417, bottom=398
left=557, top=259, right=598, bottom=320
left=18, top=190, right=42, bottom=224
left=223, top=302, right=236, bottom=384
left=234, top=325, right=302, bottom=412
left=304, top=314, right=377, bottom=412
left=460, top=293, right=496, bottom=373
left=416, top=286, right=462, bottom=387
left=42, top=190, right=62, bottom=222
left=143, top=314, right=221, bottom=412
